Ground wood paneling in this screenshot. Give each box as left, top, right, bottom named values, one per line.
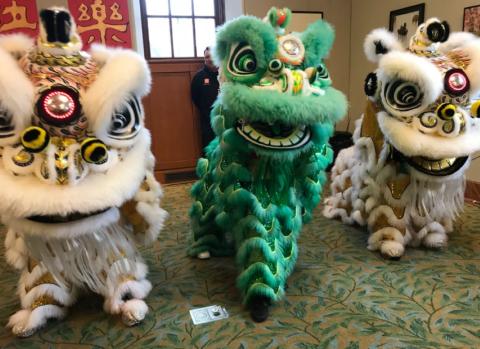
left=144, top=61, right=203, bottom=182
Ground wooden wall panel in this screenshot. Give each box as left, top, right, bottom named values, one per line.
left=144, top=61, right=203, bottom=183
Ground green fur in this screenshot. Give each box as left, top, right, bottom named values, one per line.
left=189, top=8, right=347, bottom=307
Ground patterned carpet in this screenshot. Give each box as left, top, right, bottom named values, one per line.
left=0, top=183, right=480, bottom=348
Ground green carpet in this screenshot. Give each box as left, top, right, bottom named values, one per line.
left=0, top=183, right=480, bottom=348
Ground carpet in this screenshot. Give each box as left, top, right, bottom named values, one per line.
left=0, top=183, right=479, bottom=348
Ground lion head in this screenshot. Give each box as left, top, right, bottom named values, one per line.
left=0, top=8, right=152, bottom=237
left=212, top=7, right=347, bottom=159
left=363, top=18, right=480, bottom=178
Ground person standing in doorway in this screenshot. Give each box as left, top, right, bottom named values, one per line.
left=191, top=47, right=219, bottom=154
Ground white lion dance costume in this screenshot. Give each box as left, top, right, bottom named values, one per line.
left=0, top=8, right=166, bottom=336
left=324, top=19, right=480, bottom=258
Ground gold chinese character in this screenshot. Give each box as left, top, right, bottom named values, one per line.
left=0, top=0, right=37, bottom=32
left=76, top=0, right=127, bottom=45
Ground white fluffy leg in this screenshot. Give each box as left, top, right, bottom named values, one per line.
left=367, top=227, right=406, bottom=258
left=103, top=258, right=151, bottom=327
left=420, top=222, right=448, bottom=249
left=7, top=305, right=66, bottom=337
left=423, top=232, right=448, bottom=249
left=121, top=299, right=148, bottom=326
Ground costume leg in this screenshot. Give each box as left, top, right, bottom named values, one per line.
left=367, top=205, right=408, bottom=258
left=7, top=258, right=78, bottom=337
left=189, top=157, right=234, bottom=258
left=102, top=256, right=152, bottom=326
left=235, top=200, right=302, bottom=322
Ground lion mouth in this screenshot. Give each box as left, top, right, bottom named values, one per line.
left=26, top=208, right=111, bottom=224
left=236, top=119, right=311, bottom=150
left=394, top=148, right=469, bottom=176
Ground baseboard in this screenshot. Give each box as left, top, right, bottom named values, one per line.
left=465, top=180, right=480, bottom=202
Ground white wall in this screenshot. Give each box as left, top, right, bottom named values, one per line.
left=225, top=0, right=244, bottom=20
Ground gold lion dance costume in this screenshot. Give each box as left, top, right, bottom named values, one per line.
left=0, top=8, right=166, bottom=336
left=324, top=19, right=480, bottom=258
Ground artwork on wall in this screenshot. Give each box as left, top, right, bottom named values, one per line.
left=0, top=0, right=39, bottom=37
left=290, top=11, right=324, bottom=33
left=68, top=0, right=132, bottom=50
left=389, top=3, right=425, bottom=45
left=463, top=5, right=480, bottom=35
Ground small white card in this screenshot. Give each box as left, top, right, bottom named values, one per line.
left=189, top=305, right=229, bottom=325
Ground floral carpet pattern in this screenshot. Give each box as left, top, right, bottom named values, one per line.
left=0, top=183, right=479, bottom=348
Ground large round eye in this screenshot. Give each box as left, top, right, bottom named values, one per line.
left=108, top=96, right=141, bottom=141
left=384, top=79, right=423, bottom=111
left=0, top=106, right=14, bottom=139
left=445, top=69, right=469, bottom=96
left=229, top=44, right=257, bottom=75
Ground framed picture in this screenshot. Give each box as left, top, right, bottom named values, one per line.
left=463, top=5, right=480, bottom=35
left=389, top=4, right=425, bottom=45
left=290, top=11, right=324, bottom=33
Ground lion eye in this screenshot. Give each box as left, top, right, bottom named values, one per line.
left=108, top=96, right=142, bottom=141
left=384, top=79, right=423, bottom=111
left=0, top=106, right=14, bottom=139
left=229, top=43, right=257, bottom=75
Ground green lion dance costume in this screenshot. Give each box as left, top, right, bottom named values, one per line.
left=189, top=8, right=347, bottom=321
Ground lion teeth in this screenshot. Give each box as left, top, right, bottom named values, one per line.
left=236, top=122, right=311, bottom=150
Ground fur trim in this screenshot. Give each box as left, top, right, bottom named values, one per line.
left=438, top=32, right=477, bottom=53
left=378, top=51, right=443, bottom=115
left=7, top=306, right=67, bottom=336
left=83, top=47, right=151, bottom=145
left=377, top=111, right=480, bottom=158
left=367, top=227, right=405, bottom=250
left=20, top=284, right=76, bottom=309
left=4, top=228, right=27, bottom=269
left=0, top=47, right=34, bottom=145
left=104, top=278, right=151, bottom=314
left=0, top=33, right=34, bottom=57
left=135, top=201, right=167, bottom=245
left=0, top=129, right=151, bottom=218
left=121, top=298, right=148, bottom=324
left=364, top=28, right=403, bottom=63
left=6, top=208, right=120, bottom=239
left=301, top=19, right=335, bottom=66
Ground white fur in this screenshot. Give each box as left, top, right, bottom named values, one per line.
left=121, top=299, right=148, bottom=326
left=104, top=278, right=151, bottom=314
left=0, top=129, right=151, bottom=218
left=438, top=32, right=477, bottom=53
left=0, top=34, right=34, bottom=57
left=8, top=306, right=67, bottom=337
left=378, top=51, right=443, bottom=116
left=20, top=284, right=77, bottom=309
left=377, top=111, right=480, bottom=158
left=4, top=229, right=27, bottom=269
left=135, top=201, right=167, bottom=245
left=364, top=28, right=403, bottom=63
left=83, top=47, right=151, bottom=146
left=6, top=208, right=120, bottom=239
left=0, top=46, right=34, bottom=145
